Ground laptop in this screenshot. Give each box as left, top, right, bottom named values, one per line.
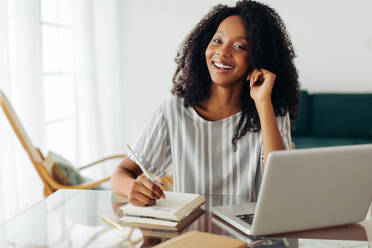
left=211, top=144, right=372, bottom=236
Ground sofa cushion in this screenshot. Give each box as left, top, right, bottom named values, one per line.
left=292, top=90, right=311, bottom=135
left=293, top=136, right=372, bottom=149
left=311, top=94, right=372, bottom=138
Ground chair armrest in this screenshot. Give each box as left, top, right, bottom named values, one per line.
left=52, top=176, right=111, bottom=190
left=37, top=161, right=111, bottom=190
left=78, top=154, right=126, bottom=171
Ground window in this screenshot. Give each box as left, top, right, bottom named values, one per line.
left=41, top=0, right=76, bottom=162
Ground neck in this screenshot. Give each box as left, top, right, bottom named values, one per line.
left=198, top=82, right=243, bottom=115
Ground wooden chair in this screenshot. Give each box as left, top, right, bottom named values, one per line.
left=0, top=89, right=125, bottom=197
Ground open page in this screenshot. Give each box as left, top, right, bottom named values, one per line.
left=119, top=191, right=205, bottom=221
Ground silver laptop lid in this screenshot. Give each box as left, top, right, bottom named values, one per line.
left=252, top=144, right=372, bottom=236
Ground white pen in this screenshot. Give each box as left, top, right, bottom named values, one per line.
left=126, top=144, right=166, bottom=201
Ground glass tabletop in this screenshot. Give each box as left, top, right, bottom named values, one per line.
left=0, top=189, right=371, bottom=247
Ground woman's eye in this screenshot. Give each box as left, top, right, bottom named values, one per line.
left=213, top=39, right=221, bottom=44
left=234, top=44, right=246, bottom=50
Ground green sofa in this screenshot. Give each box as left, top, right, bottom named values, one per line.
left=291, top=90, right=372, bottom=149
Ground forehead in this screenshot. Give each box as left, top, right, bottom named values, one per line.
left=215, top=15, right=247, bottom=38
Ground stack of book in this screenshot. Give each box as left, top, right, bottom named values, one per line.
left=119, top=191, right=205, bottom=232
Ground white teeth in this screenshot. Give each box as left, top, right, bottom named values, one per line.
left=214, top=62, right=232, bottom=69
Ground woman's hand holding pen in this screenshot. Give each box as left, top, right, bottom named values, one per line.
left=128, top=174, right=166, bottom=207
left=247, top=68, right=276, bottom=104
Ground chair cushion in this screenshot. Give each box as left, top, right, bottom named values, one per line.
left=45, top=152, right=85, bottom=185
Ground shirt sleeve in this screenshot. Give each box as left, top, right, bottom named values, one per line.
left=128, top=106, right=171, bottom=178
left=276, top=112, right=293, bottom=150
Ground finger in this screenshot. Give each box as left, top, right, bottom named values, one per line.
left=249, top=73, right=253, bottom=87
left=131, top=191, right=156, bottom=206
left=139, top=175, right=163, bottom=199
left=129, top=191, right=147, bottom=206
left=131, top=197, right=156, bottom=207
left=255, top=69, right=262, bottom=81
left=255, top=71, right=261, bottom=83
left=258, top=72, right=264, bottom=83
left=260, top=68, right=267, bottom=74
left=159, top=182, right=165, bottom=190
left=259, top=68, right=270, bottom=75
left=249, top=70, right=256, bottom=85
left=255, top=70, right=264, bottom=85
left=136, top=181, right=159, bottom=200
left=251, top=69, right=260, bottom=85
left=247, top=72, right=252, bottom=81
left=129, top=198, right=146, bottom=207
left=154, top=182, right=166, bottom=198
left=151, top=182, right=166, bottom=199
left=259, top=68, right=276, bottom=80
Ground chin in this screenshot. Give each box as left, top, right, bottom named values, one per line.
left=210, top=77, right=243, bottom=87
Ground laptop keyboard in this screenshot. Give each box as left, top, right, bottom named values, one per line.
left=236, top=214, right=254, bottom=225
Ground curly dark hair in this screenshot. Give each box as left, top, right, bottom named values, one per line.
left=172, top=0, right=300, bottom=151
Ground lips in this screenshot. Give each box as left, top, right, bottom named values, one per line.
left=212, top=60, right=234, bottom=72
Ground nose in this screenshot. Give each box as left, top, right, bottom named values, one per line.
left=216, top=44, right=231, bottom=57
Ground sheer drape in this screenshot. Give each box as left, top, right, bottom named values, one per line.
left=73, top=0, right=124, bottom=179
left=0, top=0, right=44, bottom=224
left=0, top=0, right=124, bottom=224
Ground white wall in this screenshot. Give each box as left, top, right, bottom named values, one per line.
left=119, top=0, right=372, bottom=143
left=265, top=0, right=372, bottom=93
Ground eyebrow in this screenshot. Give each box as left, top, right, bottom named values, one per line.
left=215, top=31, right=248, bottom=41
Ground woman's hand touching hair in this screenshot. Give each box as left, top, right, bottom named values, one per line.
left=247, top=68, right=276, bottom=105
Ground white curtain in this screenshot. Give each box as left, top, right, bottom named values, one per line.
left=0, top=0, right=124, bottom=224
left=0, top=0, right=45, bottom=224
left=73, top=0, right=125, bottom=178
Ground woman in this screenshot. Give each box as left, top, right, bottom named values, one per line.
left=112, top=0, right=300, bottom=206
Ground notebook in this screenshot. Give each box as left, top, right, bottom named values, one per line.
left=119, top=191, right=205, bottom=231
left=121, top=208, right=204, bottom=231
left=153, top=231, right=247, bottom=248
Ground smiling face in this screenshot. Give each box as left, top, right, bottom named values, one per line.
left=205, top=15, right=250, bottom=87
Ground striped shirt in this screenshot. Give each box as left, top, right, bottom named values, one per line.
left=129, top=96, right=292, bottom=201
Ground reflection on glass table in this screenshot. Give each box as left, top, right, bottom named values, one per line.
left=112, top=191, right=372, bottom=248
left=0, top=189, right=371, bottom=247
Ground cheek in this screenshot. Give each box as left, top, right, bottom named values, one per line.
left=237, top=55, right=250, bottom=72
left=205, top=44, right=214, bottom=61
